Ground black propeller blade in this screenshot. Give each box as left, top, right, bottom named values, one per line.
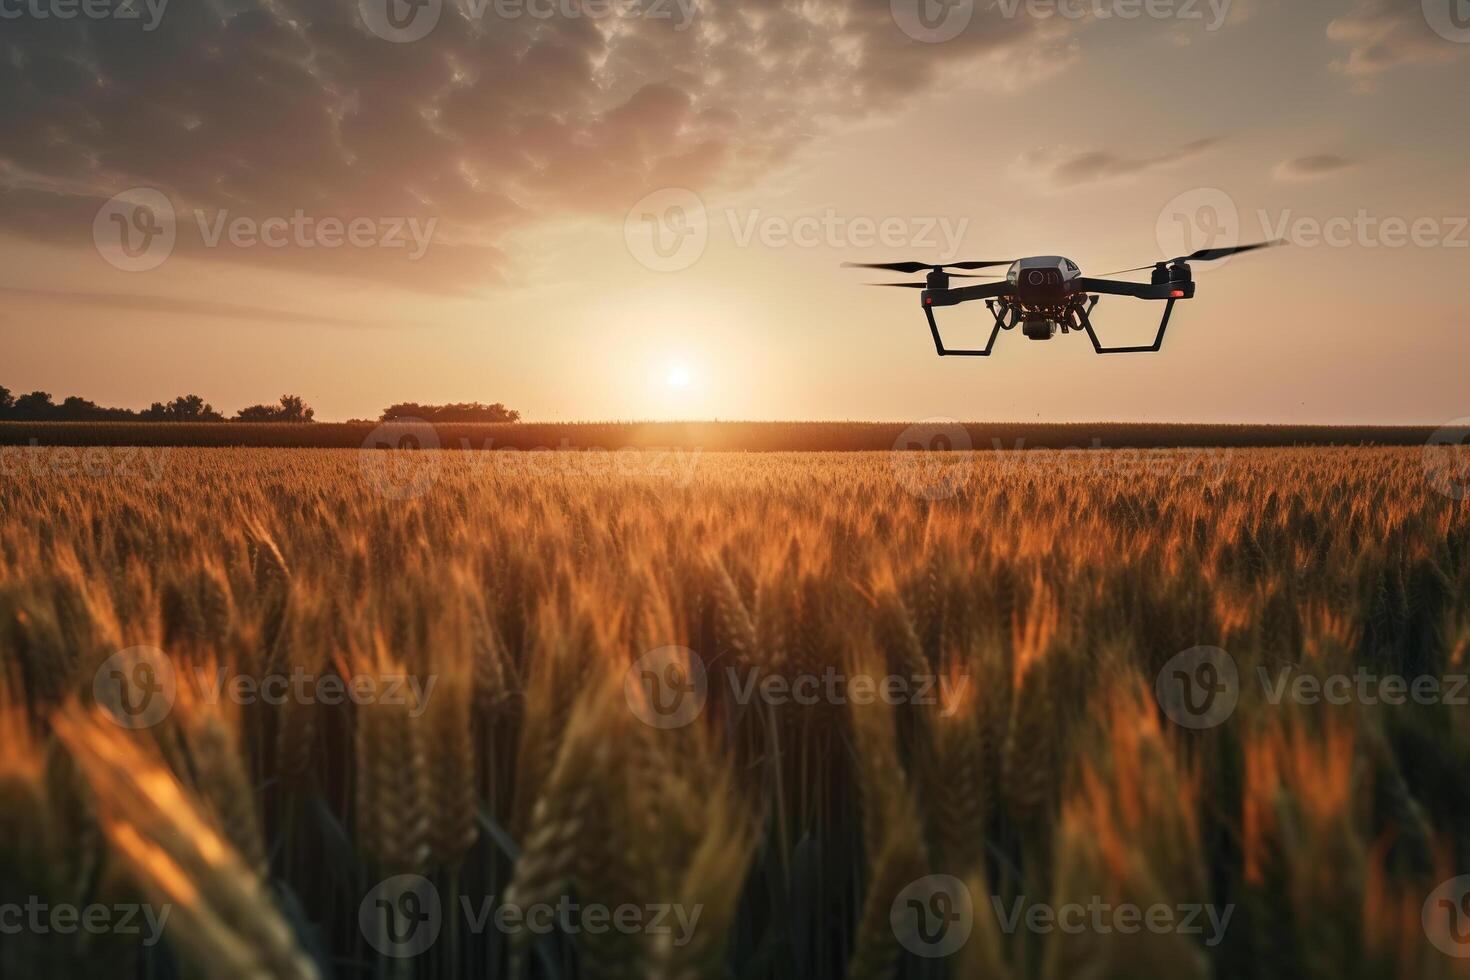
left=842, top=260, right=1013, bottom=274
left=1096, top=240, right=1285, bottom=278
left=1184, top=240, right=1285, bottom=263
left=863, top=273, right=1002, bottom=288
left=947, top=260, right=1015, bottom=271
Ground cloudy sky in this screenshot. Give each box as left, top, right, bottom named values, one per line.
left=2, top=0, right=1467, bottom=422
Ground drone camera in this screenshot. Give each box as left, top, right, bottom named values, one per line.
left=1022, top=318, right=1057, bottom=341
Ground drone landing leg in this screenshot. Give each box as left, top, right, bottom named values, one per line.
left=1077, top=298, right=1177, bottom=354
left=925, top=306, right=1004, bottom=357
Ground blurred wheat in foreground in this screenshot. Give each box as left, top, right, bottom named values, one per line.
left=1, top=447, right=1469, bottom=979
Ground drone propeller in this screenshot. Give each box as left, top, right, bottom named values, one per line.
left=1096, top=240, right=1285, bottom=278
left=842, top=260, right=1013, bottom=274
left=864, top=272, right=1003, bottom=288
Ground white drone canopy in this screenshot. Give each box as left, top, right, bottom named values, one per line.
left=1007, top=256, right=1083, bottom=284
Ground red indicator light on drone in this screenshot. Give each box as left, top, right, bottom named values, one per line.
left=1170, top=289, right=1185, bottom=298
left=924, top=297, right=934, bottom=305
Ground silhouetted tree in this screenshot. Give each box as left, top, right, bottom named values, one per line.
left=0, top=386, right=12, bottom=412
left=61, top=396, right=104, bottom=420
left=278, top=394, right=313, bottom=422
left=235, top=394, right=315, bottom=423
left=168, top=394, right=223, bottom=421
left=138, top=395, right=223, bottom=421
left=12, top=391, right=54, bottom=421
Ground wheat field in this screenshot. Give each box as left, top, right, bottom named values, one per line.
left=2, top=446, right=1469, bottom=979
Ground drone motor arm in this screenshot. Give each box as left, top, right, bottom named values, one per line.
left=1076, top=277, right=1194, bottom=300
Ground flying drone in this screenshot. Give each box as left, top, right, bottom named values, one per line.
left=843, top=241, right=1283, bottom=356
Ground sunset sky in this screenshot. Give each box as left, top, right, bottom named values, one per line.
left=2, top=0, right=1467, bottom=423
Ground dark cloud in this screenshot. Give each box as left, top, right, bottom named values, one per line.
left=0, top=0, right=1072, bottom=291
left=1016, top=138, right=1220, bottom=188
left=1273, top=154, right=1357, bottom=180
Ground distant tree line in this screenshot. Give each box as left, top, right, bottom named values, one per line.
left=379, top=402, right=521, bottom=423
left=0, top=386, right=315, bottom=423
left=0, top=386, right=522, bottom=424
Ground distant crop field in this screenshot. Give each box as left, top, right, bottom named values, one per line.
left=2, top=447, right=1470, bottom=978
left=0, top=420, right=1462, bottom=451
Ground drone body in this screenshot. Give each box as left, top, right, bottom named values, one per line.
left=844, top=242, right=1280, bottom=356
